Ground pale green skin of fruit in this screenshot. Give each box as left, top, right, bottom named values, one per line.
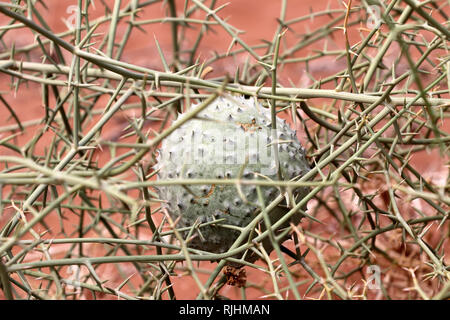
left=155, top=95, right=310, bottom=263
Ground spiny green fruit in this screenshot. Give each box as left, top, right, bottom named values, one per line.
left=154, top=95, right=310, bottom=263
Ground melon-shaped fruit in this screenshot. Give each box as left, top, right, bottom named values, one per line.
left=154, top=95, right=310, bottom=263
